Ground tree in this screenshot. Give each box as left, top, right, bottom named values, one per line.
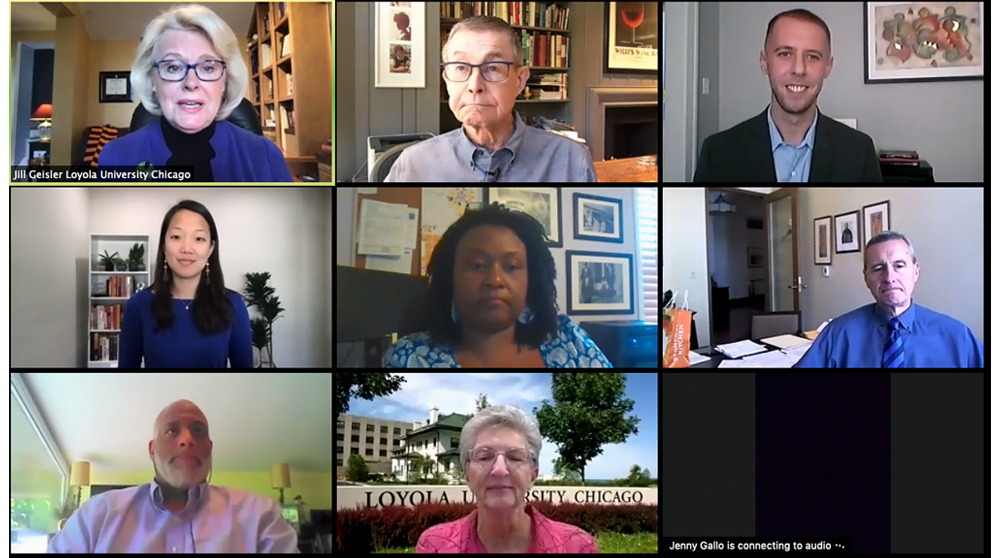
left=552, top=456, right=582, bottom=484
left=475, top=393, right=490, bottom=411
left=345, top=454, right=370, bottom=482
left=534, top=373, right=640, bottom=484
left=626, top=464, right=653, bottom=486
left=336, top=372, right=406, bottom=417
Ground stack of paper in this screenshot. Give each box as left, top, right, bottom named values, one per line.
left=715, top=340, right=769, bottom=359
left=760, top=334, right=812, bottom=350
left=715, top=343, right=812, bottom=368
left=688, top=351, right=711, bottom=366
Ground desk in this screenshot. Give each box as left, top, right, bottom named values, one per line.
left=689, top=335, right=811, bottom=368
left=594, top=156, right=658, bottom=182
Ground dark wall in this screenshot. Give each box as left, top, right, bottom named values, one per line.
left=31, top=49, right=54, bottom=113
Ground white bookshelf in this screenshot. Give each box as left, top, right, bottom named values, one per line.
left=89, top=234, right=151, bottom=368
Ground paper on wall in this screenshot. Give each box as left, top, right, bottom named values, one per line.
left=420, top=188, right=483, bottom=275
left=365, top=247, right=414, bottom=275
left=357, top=198, right=414, bottom=257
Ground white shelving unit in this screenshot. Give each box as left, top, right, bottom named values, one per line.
left=89, top=234, right=151, bottom=368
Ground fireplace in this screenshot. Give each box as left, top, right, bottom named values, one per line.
left=586, top=87, right=659, bottom=162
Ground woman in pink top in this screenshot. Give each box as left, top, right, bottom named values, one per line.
left=416, top=404, right=598, bottom=553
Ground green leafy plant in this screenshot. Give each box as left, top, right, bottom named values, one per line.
left=99, top=250, right=118, bottom=271
left=242, top=272, right=286, bottom=367
left=128, top=243, right=144, bottom=264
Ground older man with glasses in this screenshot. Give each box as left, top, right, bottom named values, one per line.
left=385, top=16, right=597, bottom=182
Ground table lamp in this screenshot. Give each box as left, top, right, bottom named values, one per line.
left=69, top=461, right=92, bottom=508
left=271, top=463, right=291, bottom=504
left=30, top=103, right=53, bottom=141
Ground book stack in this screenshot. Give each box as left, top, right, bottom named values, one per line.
left=91, top=332, right=119, bottom=362
left=879, top=149, right=920, bottom=167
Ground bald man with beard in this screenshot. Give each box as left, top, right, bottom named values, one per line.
left=49, top=400, right=299, bottom=553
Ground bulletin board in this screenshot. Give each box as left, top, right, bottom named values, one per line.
left=353, top=188, right=423, bottom=276
left=353, top=188, right=483, bottom=277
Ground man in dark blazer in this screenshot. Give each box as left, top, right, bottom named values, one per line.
left=694, top=9, right=882, bottom=183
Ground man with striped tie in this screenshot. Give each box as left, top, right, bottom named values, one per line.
left=795, top=231, right=984, bottom=368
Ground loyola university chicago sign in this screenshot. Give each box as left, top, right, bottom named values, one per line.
left=363, top=487, right=649, bottom=508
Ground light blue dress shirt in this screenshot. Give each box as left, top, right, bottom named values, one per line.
left=794, top=302, right=985, bottom=368
left=767, top=105, right=818, bottom=182
left=385, top=112, right=597, bottom=182
left=48, top=479, right=299, bottom=553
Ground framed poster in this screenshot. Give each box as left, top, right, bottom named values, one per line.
left=603, top=1, right=659, bottom=74
left=572, top=192, right=624, bottom=243
left=747, top=247, right=765, bottom=267
left=862, top=200, right=891, bottom=247
left=834, top=210, right=862, bottom=253
left=485, top=187, right=563, bottom=247
left=375, top=1, right=425, bottom=88
left=565, top=250, right=634, bottom=316
left=814, top=215, right=833, bottom=265
left=863, top=1, right=986, bottom=83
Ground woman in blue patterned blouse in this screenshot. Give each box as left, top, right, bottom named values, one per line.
left=384, top=202, right=612, bottom=368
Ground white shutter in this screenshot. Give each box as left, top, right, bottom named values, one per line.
left=636, top=188, right=659, bottom=321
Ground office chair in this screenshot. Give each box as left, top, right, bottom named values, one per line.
left=370, top=140, right=421, bottom=182
left=129, top=98, right=264, bottom=135
left=751, top=311, right=802, bottom=340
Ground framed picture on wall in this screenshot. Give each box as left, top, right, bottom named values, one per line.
left=603, top=1, right=659, bottom=74
left=374, top=1, right=425, bottom=88
left=485, top=187, right=562, bottom=247
left=747, top=247, right=765, bottom=267
left=862, top=200, right=891, bottom=247
left=572, top=192, right=624, bottom=243
left=834, top=210, right=862, bottom=253
left=99, top=71, right=132, bottom=103
left=565, top=250, right=634, bottom=315
left=814, top=215, right=833, bottom=265
left=863, top=1, right=986, bottom=84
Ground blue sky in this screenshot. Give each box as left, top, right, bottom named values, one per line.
left=346, top=372, right=658, bottom=480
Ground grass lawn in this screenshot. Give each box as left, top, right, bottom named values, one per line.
left=372, top=531, right=658, bottom=553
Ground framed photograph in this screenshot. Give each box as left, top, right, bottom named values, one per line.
left=572, top=193, right=623, bottom=243
left=814, top=216, right=833, bottom=265
left=485, top=187, right=562, bottom=247
left=862, top=200, right=891, bottom=247
left=834, top=210, right=862, bottom=254
left=747, top=247, right=765, bottom=268
left=864, top=1, right=986, bottom=84
left=375, top=1, right=425, bottom=88
left=565, top=250, right=634, bottom=316
left=603, top=2, right=659, bottom=74
left=99, top=71, right=132, bottom=103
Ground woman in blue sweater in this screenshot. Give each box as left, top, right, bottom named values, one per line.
left=119, top=200, right=253, bottom=368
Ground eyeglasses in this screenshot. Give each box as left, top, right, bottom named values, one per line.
left=441, top=61, right=516, bottom=83
left=154, top=59, right=227, bottom=82
left=470, top=448, right=531, bottom=468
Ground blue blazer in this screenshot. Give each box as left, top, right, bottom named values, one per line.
left=98, top=120, right=294, bottom=182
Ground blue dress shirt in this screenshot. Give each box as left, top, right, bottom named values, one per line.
left=767, top=104, right=818, bottom=182
left=795, top=302, right=985, bottom=368
left=48, top=479, right=299, bottom=553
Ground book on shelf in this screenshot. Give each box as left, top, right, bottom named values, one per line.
left=91, top=304, right=123, bottom=330
left=277, top=1, right=286, bottom=19
left=261, top=43, right=273, bottom=68
left=441, top=2, right=571, bottom=30
left=91, top=332, right=119, bottom=362
left=99, top=275, right=135, bottom=298
left=286, top=73, right=293, bottom=96
left=280, top=34, right=292, bottom=57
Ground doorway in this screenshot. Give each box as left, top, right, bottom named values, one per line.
left=705, top=187, right=802, bottom=344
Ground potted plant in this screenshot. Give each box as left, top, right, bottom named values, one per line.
left=242, top=272, right=285, bottom=368
left=99, top=250, right=118, bottom=272
left=54, top=497, right=75, bottom=531
left=114, top=257, right=128, bottom=272
left=128, top=243, right=145, bottom=271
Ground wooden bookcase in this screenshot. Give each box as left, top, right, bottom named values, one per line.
left=247, top=1, right=332, bottom=158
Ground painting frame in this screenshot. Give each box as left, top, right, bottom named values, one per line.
left=374, top=1, right=426, bottom=88
left=747, top=247, right=765, bottom=268
left=834, top=210, right=862, bottom=254
left=862, top=200, right=892, bottom=247
left=98, top=71, right=133, bottom=103
left=572, top=192, right=624, bottom=244
left=484, top=187, right=563, bottom=247
left=863, top=1, right=986, bottom=84
left=814, top=215, right=833, bottom=265
left=603, top=1, right=659, bottom=75
left=565, top=250, right=635, bottom=316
